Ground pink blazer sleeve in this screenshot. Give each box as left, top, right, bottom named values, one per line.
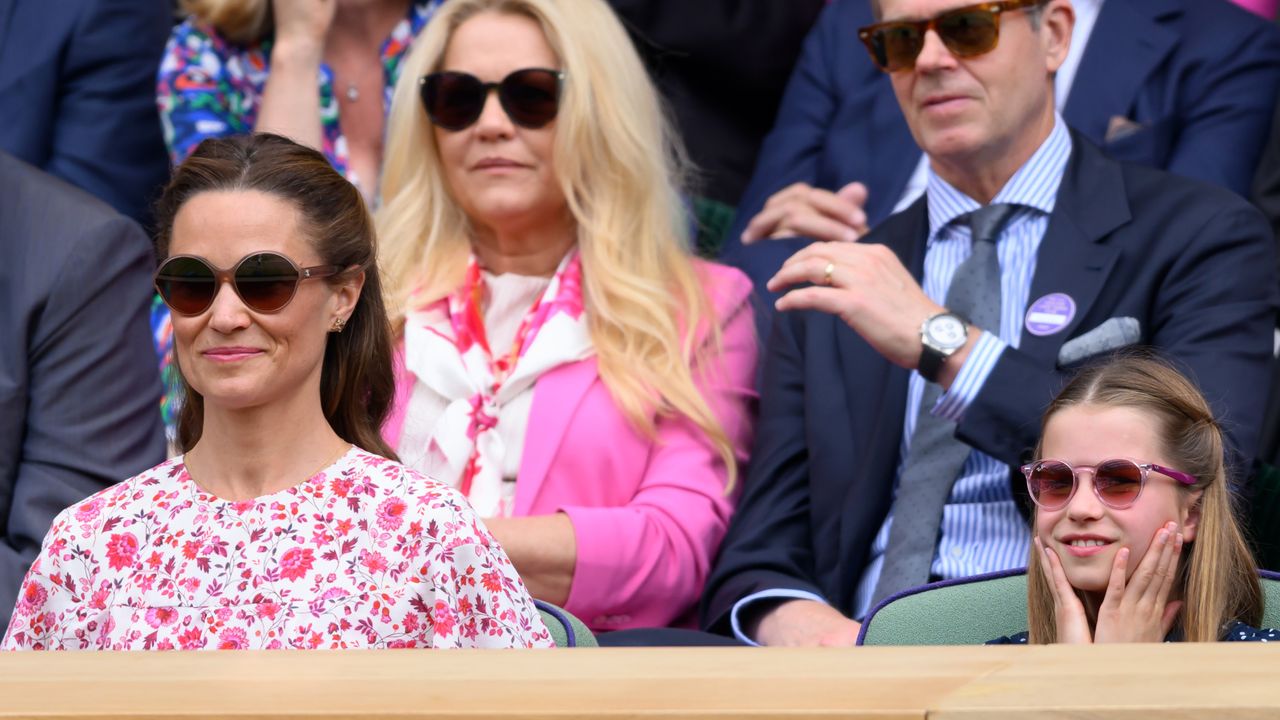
left=383, top=339, right=413, bottom=452
left=1229, top=0, right=1277, bottom=19
left=556, top=263, right=758, bottom=628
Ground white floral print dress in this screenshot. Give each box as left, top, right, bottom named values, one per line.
left=2, top=447, right=552, bottom=650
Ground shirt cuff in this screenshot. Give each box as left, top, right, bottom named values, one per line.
left=730, top=589, right=829, bottom=646
left=933, top=331, right=1006, bottom=422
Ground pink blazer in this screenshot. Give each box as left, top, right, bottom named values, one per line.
left=384, top=262, right=757, bottom=632
left=1230, top=0, right=1277, bottom=18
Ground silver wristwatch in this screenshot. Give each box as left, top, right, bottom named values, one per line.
left=918, top=312, right=969, bottom=383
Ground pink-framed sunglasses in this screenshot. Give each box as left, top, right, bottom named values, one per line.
left=1021, top=458, right=1198, bottom=511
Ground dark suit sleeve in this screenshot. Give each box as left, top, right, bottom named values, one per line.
left=957, top=204, right=1278, bottom=476
left=606, top=0, right=823, bottom=84
left=1165, top=16, right=1280, bottom=196
left=1251, top=98, right=1280, bottom=245
left=716, top=2, right=867, bottom=340
left=46, top=0, right=172, bottom=225
left=701, top=312, right=824, bottom=634
left=720, top=2, right=848, bottom=251
left=0, top=214, right=166, bottom=631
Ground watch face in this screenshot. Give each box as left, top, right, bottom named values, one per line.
left=926, top=315, right=967, bottom=349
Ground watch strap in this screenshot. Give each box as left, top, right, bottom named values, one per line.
left=918, top=343, right=946, bottom=384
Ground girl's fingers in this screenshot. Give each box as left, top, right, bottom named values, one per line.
left=1127, top=524, right=1172, bottom=600
left=1151, top=532, right=1184, bottom=606
left=1139, top=523, right=1178, bottom=605
left=1101, top=547, right=1130, bottom=609
left=1041, top=539, right=1078, bottom=607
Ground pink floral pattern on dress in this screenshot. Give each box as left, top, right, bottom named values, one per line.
left=2, top=448, right=552, bottom=651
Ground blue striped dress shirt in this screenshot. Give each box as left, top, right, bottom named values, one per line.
left=852, top=117, right=1074, bottom=618
left=729, top=116, right=1074, bottom=644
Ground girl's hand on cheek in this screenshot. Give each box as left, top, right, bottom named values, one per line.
left=1093, top=521, right=1184, bottom=643
left=1039, top=537, right=1093, bottom=644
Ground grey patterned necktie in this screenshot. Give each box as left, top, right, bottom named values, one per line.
left=869, top=203, right=1018, bottom=608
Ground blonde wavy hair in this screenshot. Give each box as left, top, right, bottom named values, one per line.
left=1027, top=354, right=1262, bottom=643
left=378, top=0, right=737, bottom=485
left=179, top=0, right=272, bottom=45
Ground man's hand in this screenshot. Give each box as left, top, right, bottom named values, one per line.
left=741, top=181, right=870, bottom=245
left=750, top=599, right=861, bottom=647
left=768, top=241, right=971, bottom=378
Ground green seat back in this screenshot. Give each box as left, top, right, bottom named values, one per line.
left=1262, top=572, right=1280, bottom=629
left=858, top=570, right=1028, bottom=646
left=534, top=600, right=597, bottom=648
left=859, top=570, right=1280, bottom=645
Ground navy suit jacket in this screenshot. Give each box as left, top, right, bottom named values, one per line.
left=721, top=0, right=1280, bottom=325
left=0, top=0, right=171, bottom=225
left=701, top=133, right=1278, bottom=634
left=0, top=152, right=166, bottom=632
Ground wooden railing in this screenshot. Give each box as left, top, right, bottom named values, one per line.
left=0, top=643, right=1275, bottom=718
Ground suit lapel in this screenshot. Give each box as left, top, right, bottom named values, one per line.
left=835, top=199, right=926, bottom=456
left=831, top=201, right=927, bottom=598
left=1018, top=133, right=1130, bottom=367
left=513, top=358, right=599, bottom=516
left=1064, top=0, right=1179, bottom=142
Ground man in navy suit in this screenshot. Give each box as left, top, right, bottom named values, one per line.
left=0, top=151, right=166, bottom=632
left=721, top=0, right=1280, bottom=328
left=0, top=0, right=172, bottom=225
left=701, top=0, right=1276, bottom=646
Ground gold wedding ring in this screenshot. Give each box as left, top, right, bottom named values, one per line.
left=823, top=261, right=836, bottom=286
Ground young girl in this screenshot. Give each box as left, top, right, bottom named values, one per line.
left=996, top=355, right=1277, bottom=643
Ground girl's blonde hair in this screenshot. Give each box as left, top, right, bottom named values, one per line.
left=179, top=0, right=272, bottom=45
left=377, top=0, right=737, bottom=485
left=1027, top=353, right=1262, bottom=642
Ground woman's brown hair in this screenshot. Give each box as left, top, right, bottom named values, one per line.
left=154, top=132, right=398, bottom=461
left=1026, top=353, right=1262, bottom=642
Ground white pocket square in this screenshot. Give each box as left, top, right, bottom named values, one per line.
left=1057, top=317, right=1141, bottom=366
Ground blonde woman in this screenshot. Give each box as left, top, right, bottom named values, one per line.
left=377, top=0, right=757, bottom=633
left=992, top=355, right=1278, bottom=644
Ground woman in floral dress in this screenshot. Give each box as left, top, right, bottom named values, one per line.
left=2, top=134, right=551, bottom=651
left=153, top=0, right=446, bottom=449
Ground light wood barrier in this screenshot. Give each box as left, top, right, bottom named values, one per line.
left=0, top=643, right=1276, bottom=719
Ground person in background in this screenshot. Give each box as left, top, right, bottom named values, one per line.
left=378, top=0, right=757, bottom=634
left=2, top=134, right=551, bottom=650
left=0, top=150, right=166, bottom=635
left=159, top=0, right=445, bottom=209
left=722, top=0, right=1280, bottom=335
left=155, top=0, right=447, bottom=447
left=992, top=354, right=1277, bottom=643
left=605, top=0, right=826, bottom=254
left=702, top=0, right=1276, bottom=648
left=0, top=0, right=171, bottom=225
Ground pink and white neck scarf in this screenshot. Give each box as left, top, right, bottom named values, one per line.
left=401, top=251, right=592, bottom=516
